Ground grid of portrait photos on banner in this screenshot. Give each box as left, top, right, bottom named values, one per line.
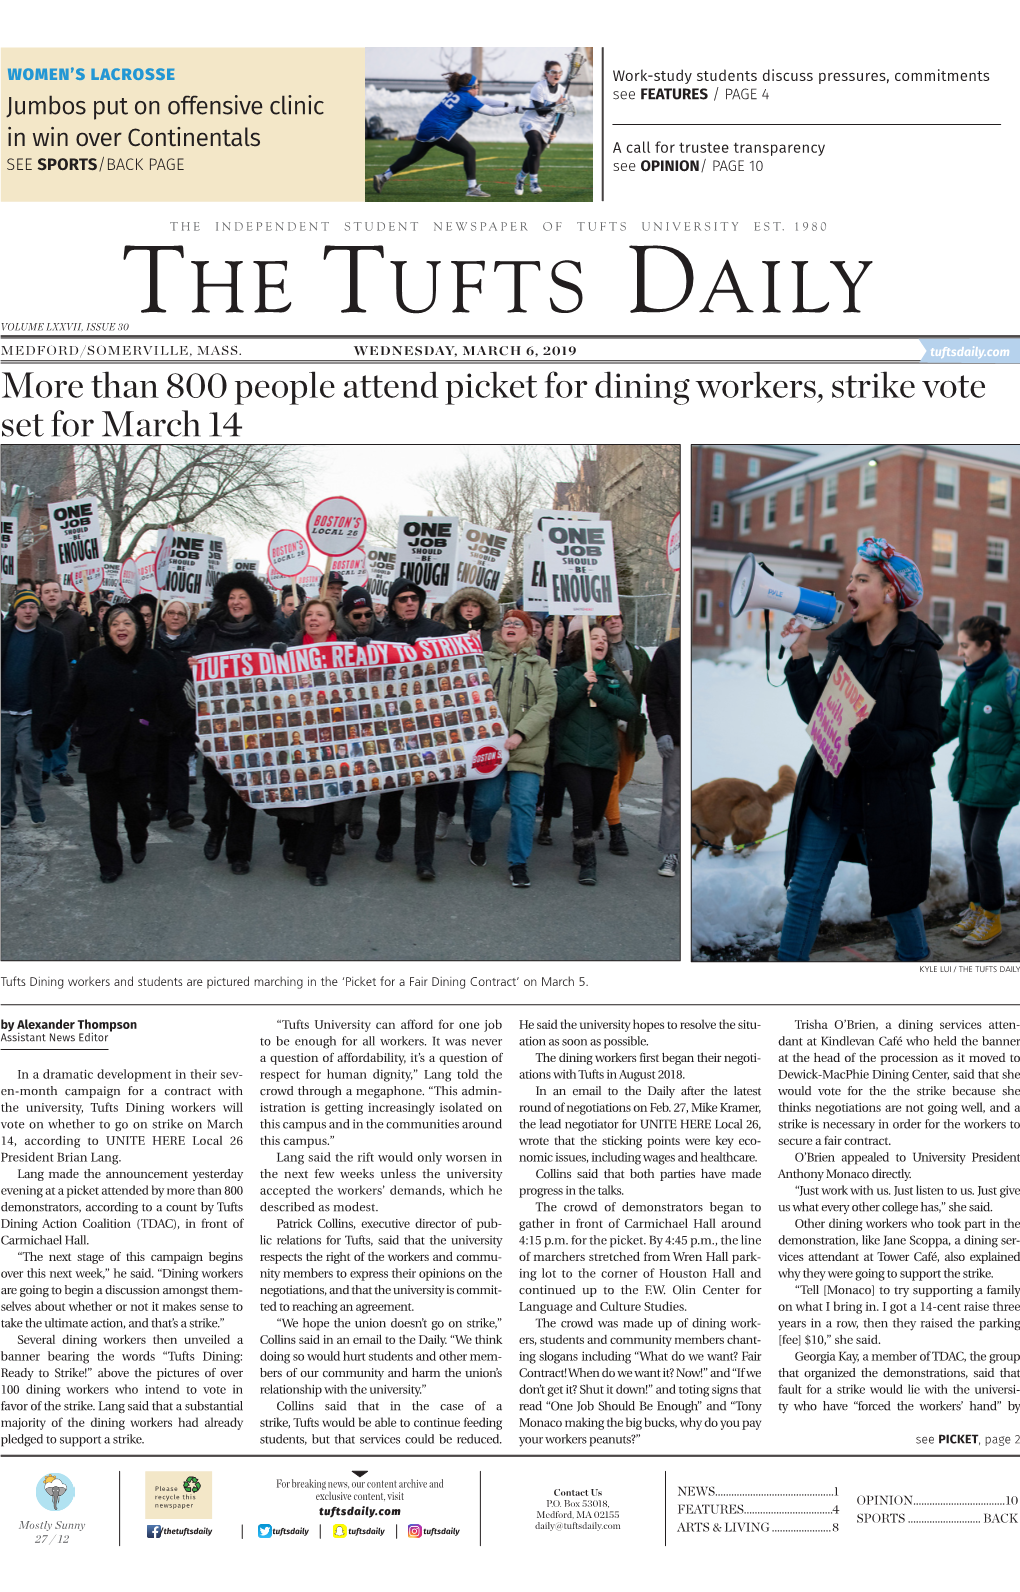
left=193, top=636, right=509, bottom=808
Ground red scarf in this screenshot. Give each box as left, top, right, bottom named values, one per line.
left=302, top=630, right=337, bottom=645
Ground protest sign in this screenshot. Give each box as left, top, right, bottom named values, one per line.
left=394, top=515, right=458, bottom=606
left=48, top=496, right=103, bottom=586
left=305, top=496, right=368, bottom=561
left=204, top=535, right=226, bottom=600
left=103, top=561, right=123, bottom=594
left=156, top=529, right=211, bottom=599
left=0, top=518, right=16, bottom=582
left=191, top=632, right=508, bottom=811
left=542, top=518, right=617, bottom=616
left=69, top=561, right=105, bottom=596
left=267, top=528, right=310, bottom=580
left=119, top=557, right=140, bottom=599
left=667, top=513, right=681, bottom=573
left=807, top=658, right=875, bottom=777
left=329, top=546, right=368, bottom=583
left=453, top=523, right=511, bottom=600
left=365, top=547, right=396, bottom=600
left=232, top=558, right=260, bottom=575
left=136, top=552, right=158, bottom=595
left=522, top=512, right=600, bottom=611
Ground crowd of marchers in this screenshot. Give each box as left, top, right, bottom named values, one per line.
left=2, top=571, right=680, bottom=891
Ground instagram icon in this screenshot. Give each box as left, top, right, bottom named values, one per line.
left=408, top=1525, right=423, bottom=1538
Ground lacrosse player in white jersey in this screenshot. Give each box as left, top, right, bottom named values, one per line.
left=515, top=60, right=568, bottom=195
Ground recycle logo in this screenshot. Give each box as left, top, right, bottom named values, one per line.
left=183, top=1476, right=202, bottom=1493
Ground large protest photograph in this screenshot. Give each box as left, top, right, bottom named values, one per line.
left=1, top=443, right=679, bottom=961
left=690, top=444, right=1020, bottom=964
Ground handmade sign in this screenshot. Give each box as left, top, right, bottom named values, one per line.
left=394, top=515, right=458, bottom=606
left=192, top=632, right=508, bottom=810
left=807, top=658, right=876, bottom=778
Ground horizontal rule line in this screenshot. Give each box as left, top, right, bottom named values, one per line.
left=0, top=334, right=989, bottom=341
left=6, top=360, right=925, bottom=367
left=611, top=121, right=1001, bottom=127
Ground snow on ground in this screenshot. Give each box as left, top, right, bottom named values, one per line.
left=692, top=647, right=1020, bottom=952
left=365, top=88, right=594, bottom=143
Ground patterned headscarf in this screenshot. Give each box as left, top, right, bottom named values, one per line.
left=857, top=536, right=923, bottom=610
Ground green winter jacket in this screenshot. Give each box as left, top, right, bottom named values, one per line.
left=483, top=636, right=558, bottom=777
left=554, top=657, right=638, bottom=771
left=942, top=651, right=1020, bottom=809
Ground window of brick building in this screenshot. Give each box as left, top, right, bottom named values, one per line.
left=695, top=589, right=712, bottom=624
left=765, top=493, right=777, bottom=527
left=934, top=462, right=959, bottom=505
left=820, top=534, right=837, bottom=554
left=791, top=481, right=805, bottom=522
left=986, top=537, right=1009, bottom=580
left=984, top=601, right=1007, bottom=627
left=710, top=501, right=724, bottom=528
left=740, top=502, right=752, bottom=535
left=822, top=473, right=838, bottom=514
left=859, top=461, right=877, bottom=505
left=932, top=529, right=958, bottom=574
left=747, top=458, right=760, bottom=478
left=987, top=474, right=1010, bottom=515
left=930, top=598, right=955, bottom=638
left=712, top=452, right=725, bottom=479
left=788, top=539, right=803, bottom=550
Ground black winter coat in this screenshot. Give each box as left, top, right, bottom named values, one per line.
left=42, top=640, right=192, bottom=777
left=0, top=619, right=70, bottom=749
left=377, top=579, right=449, bottom=643
left=192, top=609, right=281, bottom=655
left=783, top=612, right=943, bottom=918
left=154, top=622, right=201, bottom=683
left=645, top=639, right=680, bottom=742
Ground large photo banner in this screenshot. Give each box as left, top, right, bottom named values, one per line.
left=192, top=632, right=508, bottom=810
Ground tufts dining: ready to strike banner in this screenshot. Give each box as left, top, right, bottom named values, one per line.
left=191, top=632, right=508, bottom=809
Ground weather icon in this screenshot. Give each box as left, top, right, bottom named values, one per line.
left=37, top=1473, right=74, bottom=1512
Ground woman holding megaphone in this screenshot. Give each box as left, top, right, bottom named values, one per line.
left=776, top=537, right=942, bottom=961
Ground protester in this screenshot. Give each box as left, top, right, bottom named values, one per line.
left=1, top=592, right=69, bottom=829
left=37, top=578, right=97, bottom=785
left=334, top=586, right=384, bottom=849
left=193, top=571, right=279, bottom=874
left=129, top=592, right=159, bottom=643
left=777, top=537, right=942, bottom=961
left=275, top=584, right=305, bottom=628
left=151, top=600, right=199, bottom=828
left=436, top=586, right=501, bottom=838
left=645, top=636, right=680, bottom=878
left=41, top=606, right=191, bottom=882
left=467, top=609, right=557, bottom=885
left=941, top=615, right=1020, bottom=947
left=276, top=597, right=340, bottom=885
left=535, top=615, right=568, bottom=847
left=375, top=578, right=449, bottom=878
left=597, top=612, right=650, bottom=856
left=554, top=625, right=638, bottom=885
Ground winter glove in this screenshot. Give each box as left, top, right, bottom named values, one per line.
left=847, top=715, right=894, bottom=768
left=656, top=734, right=675, bottom=758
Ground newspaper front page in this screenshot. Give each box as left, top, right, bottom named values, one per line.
left=2, top=6, right=1017, bottom=1589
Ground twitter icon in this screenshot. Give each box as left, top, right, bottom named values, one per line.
left=258, top=1525, right=273, bottom=1538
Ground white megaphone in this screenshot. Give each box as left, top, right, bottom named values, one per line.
left=729, top=554, right=843, bottom=630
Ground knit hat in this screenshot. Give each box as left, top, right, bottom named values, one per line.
left=857, top=536, right=923, bottom=610
left=11, top=591, right=40, bottom=614
left=341, top=585, right=374, bottom=616
left=501, top=609, right=531, bottom=628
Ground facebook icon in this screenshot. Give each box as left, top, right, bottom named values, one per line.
left=146, top=1525, right=162, bottom=1539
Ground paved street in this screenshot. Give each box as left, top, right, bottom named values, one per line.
left=1, top=752, right=679, bottom=963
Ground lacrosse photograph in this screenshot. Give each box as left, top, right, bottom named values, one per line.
left=365, top=46, right=594, bottom=202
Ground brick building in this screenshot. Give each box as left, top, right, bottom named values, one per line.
left=1, top=443, right=78, bottom=585
left=692, top=444, right=1020, bottom=658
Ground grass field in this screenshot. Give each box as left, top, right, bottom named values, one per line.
left=365, top=142, right=593, bottom=203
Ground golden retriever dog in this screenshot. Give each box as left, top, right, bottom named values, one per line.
left=692, top=766, right=797, bottom=858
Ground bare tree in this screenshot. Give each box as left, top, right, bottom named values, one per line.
left=434, top=46, right=509, bottom=84
left=413, top=445, right=549, bottom=596
left=75, top=443, right=311, bottom=562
